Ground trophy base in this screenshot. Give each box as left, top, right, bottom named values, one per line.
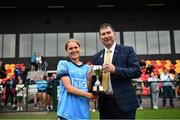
left=92, top=86, right=104, bottom=94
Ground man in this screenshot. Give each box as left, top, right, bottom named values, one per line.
left=139, top=59, right=146, bottom=69
left=31, top=52, right=37, bottom=71
left=160, top=68, right=175, bottom=108
left=0, top=61, right=6, bottom=79
left=92, top=23, right=141, bottom=119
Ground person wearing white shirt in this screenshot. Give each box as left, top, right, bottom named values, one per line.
left=15, top=77, right=25, bottom=111
left=36, top=52, right=43, bottom=71
left=160, top=68, right=175, bottom=108
left=148, top=72, right=160, bottom=109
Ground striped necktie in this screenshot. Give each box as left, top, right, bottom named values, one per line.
left=102, top=50, right=111, bottom=92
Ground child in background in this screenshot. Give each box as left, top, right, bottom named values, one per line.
left=148, top=72, right=160, bottom=109
left=134, top=78, right=143, bottom=110
left=29, top=77, right=38, bottom=109
left=0, top=79, right=4, bottom=109
left=15, top=76, right=25, bottom=111
left=45, top=76, right=53, bottom=111
left=36, top=75, right=47, bottom=110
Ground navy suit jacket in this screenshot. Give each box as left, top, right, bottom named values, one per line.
left=92, top=44, right=141, bottom=112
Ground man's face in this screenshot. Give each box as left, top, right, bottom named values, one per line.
left=163, top=69, right=168, bottom=74
left=99, top=26, right=116, bottom=49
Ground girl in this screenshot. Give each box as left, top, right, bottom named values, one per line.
left=15, top=76, right=25, bottom=111
left=57, top=39, right=96, bottom=120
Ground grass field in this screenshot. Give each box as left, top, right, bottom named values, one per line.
left=0, top=109, right=180, bottom=119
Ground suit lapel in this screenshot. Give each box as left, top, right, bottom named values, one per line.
left=112, top=45, right=120, bottom=64
left=100, top=49, right=105, bottom=65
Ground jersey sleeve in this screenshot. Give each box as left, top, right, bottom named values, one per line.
left=57, top=60, right=69, bottom=79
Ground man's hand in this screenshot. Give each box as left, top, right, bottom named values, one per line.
left=102, top=63, right=115, bottom=73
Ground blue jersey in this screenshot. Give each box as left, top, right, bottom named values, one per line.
left=57, top=60, right=90, bottom=120
left=36, top=80, right=47, bottom=91
left=31, top=55, right=36, bottom=63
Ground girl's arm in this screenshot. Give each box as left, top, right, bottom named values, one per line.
left=61, top=76, right=95, bottom=100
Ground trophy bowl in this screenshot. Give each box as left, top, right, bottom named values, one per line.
left=92, top=65, right=104, bottom=94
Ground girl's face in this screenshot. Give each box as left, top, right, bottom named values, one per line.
left=151, top=72, right=154, bottom=77
left=66, top=42, right=80, bottom=60
left=19, top=79, right=23, bottom=84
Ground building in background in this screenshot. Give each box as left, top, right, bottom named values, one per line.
left=0, top=0, right=180, bottom=70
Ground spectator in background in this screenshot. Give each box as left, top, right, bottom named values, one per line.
left=169, top=68, right=176, bottom=75
left=15, top=76, right=25, bottom=111
left=148, top=72, right=160, bottom=109
left=31, top=52, right=37, bottom=71
left=160, top=68, right=175, bottom=108
left=14, top=65, right=22, bottom=81
left=36, top=52, right=45, bottom=71
left=174, top=73, right=180, bottom=99
left=22, top=64, right=31, bottom=81
left=36, top=75, right=47, bottom=110
left=0, top=79, right=3, bottom=97
left=146, top=64, right=154, bottom=75
left=46, top=76, right=53, bottom=111
left=28, top=77, right=38, bottom=109
left=0, top=79, right=4, bottom=110
left=4, top=75, right=16, bottom=109
left=134, top=78, right=143, bottom=110
left=90, top=98, right=97, bottom=112
left=139, top=59, right=146, bottom=69
left=0, top=61, right=6, bottom=79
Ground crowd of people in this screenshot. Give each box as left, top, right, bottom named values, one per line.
left=133, top=59, right=180, bottom=110
left=0, top=59, right=56, bottom=112
left=29, top=74, right=56, bottom=111
left=0, top=62, right=30, bottom=111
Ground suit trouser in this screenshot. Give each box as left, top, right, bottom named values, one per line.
left=99, top=95, right=136, bottom=119
left=162, top=86, right=174, bottom=107
left=137, top=94, right=142, bottom=105
left=5, top=91, right=15, bottom=106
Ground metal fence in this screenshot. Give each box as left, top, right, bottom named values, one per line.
left=0, top=78, right=179, bottom=113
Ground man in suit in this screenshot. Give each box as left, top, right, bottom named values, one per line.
left=92, top=23, right=141, bottom=119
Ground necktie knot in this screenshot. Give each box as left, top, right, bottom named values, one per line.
left=107, top=50, right=111, bottom=53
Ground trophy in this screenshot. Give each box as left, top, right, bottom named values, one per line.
left=92, top=65, right=104, bottom=93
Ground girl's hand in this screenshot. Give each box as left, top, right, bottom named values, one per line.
left=87, top=93, right=97, bottom=100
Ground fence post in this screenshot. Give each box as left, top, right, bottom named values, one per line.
left=149, top=81, right=153, bottom=109
left=25, top=81, right=29, bottom=112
